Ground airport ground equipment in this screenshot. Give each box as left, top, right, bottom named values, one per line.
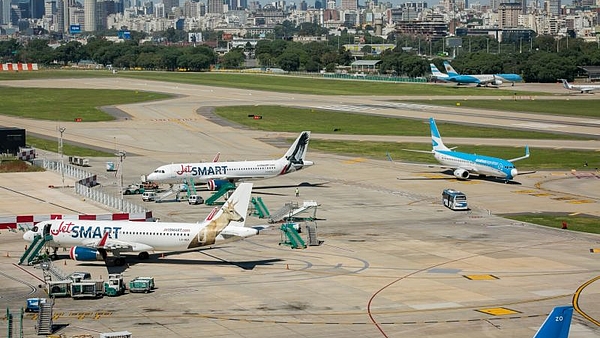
left=269, top=200, right=318, bottom=223
left=279, top=223, right=306, bottom=249
left=25, top=298, right=47, bottom=313
left=104, top=274, right=126, bottom=297
left=188, top=194, right=204, bottom=205
left=155, top=183, right=188, bottom=202
left=251, top=197, right=270, bottom=218
left=70, top=280, right=104, bottom=299
left=442, top=189, right=468, bottom=210
left=36, top=298, right=54, bottom=335
left=185, top=178, right=197, bottom=199
left=123, top=183, right=145, bottom=195
left=129, top=277, right=153, bottom=293
left=47, top=280, right=71, bottom=297
left=134, top=276, right=155, bottom=290
left=305, top=221, right=320, bottom=246
left=100, top=331, right=132, bottom=338
left=205, top=182, right=236, bottom=205
left=19, top=234, right=53, bottom=265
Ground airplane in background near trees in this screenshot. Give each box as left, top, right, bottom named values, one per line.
left=559, top=78, right=600, bottom=94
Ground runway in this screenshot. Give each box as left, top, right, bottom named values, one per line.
left=0, top=77, right=599, bottom=337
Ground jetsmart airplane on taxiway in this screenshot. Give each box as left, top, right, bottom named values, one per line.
left=400, top=118, right=532, bottom=182
left=146, top=131, right=313, bottom=190
left=22, top=183, right=258, bottom=266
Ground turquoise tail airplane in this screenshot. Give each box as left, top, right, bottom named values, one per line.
left=533, top=305, right=573, bottom=338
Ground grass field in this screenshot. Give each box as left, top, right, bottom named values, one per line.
left=27, top=136, right=114, bottom=157
left=405, top=99, right=600, bottom=118
left=503, top=214, right=600, bottom=234
left=214, top=106, right=590, bottom=140
left=0, top=87, right=172, bottom=121
left=0, top=69, right=113, bottom=80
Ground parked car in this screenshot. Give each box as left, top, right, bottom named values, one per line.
left=142, top=191, right=157, bottom=202
left=188, top=195, right=204, bottom=205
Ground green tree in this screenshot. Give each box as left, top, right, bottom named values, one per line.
left=222, top=48, right=245, bottom=69
left=53, top=41, right=85, bottom=66
left=277, top=51, right=300, bottom=71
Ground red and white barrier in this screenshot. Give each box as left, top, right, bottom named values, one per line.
left=0, top=211, right=154, bottom=230
left=1, top=63, right=39, bottom=71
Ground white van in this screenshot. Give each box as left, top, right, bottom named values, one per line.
left=188, top=195, right=204, bottom=205
left=142, top=191, right=157, bottom=202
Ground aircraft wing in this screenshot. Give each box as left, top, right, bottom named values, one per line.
left=80, top=233, right=151, bottom=252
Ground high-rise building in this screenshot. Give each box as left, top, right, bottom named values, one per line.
left=548, top=0, right=560, bottom=16
left=207, top=0, right=222, bottom=13
left=1, top=0, right=10, bottom=24
left=340, top=0, right=357, bottom=10
left=45, top=0, right=56, bottom=16
left=31, top=0, right=44, bottom=18
left=498, top=2, right=520, bottom=28
left=84, top=0, right=96, bottom=31
left=162, top=0, right=177, bottom=14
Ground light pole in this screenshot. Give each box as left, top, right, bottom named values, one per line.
left=116, top=150, right=126, bottom=204
left=58, top=127, right=66, bottom=188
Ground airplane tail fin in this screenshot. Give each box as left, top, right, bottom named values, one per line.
left=508, top=145, right=530, bottom=162
left=430, top=118, right=450, bottom=152
left=430, top=63, right=448, bottom=79
left=280, top=131, right=313, bottom=173
left=559, top=79, right=572, bottom=90
left=220, top=182, right=252, bottom=227
left=533, top=305, right=573, bottom=338
left=443, top=61, right=460, bottom=77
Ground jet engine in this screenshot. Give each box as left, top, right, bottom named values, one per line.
left=206, top=179, right=230, bottom=191
left=453, top=168, right=470, bottom=180
left=493, top=79, right=503, bottom=86
left=69, top=247, right=106, bottom=261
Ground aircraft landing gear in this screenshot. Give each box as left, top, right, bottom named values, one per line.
left=138, top=252, right=150, bottom=260
left=113, top=257, right=126, bottom=266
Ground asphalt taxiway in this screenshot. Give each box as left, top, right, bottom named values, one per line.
left=1, top=77, right=599, bottom=338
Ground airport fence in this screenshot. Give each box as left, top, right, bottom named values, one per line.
left=33, top=159, right=148, bottom=214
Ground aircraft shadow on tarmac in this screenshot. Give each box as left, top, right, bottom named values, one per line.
left=398, top=170, right=523, bottom=185
left=56, top=251, right=283, bottom=274
left=246, top=181, right=330, bottom=196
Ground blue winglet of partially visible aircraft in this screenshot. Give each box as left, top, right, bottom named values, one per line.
left=533, top=305, right=573, bottom=338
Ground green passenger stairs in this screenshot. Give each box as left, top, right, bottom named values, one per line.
left=251, top=197, right=270, bottom=219
left=279, top=223, right=306, bottom=249
left=205, top=183, right=237, bottom=205
left=19, top=234, right=53, bottom=265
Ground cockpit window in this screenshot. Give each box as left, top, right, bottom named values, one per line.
left=32, top=226, right=38, bottom=232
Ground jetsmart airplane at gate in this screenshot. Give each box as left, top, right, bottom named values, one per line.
left=146, top=131, right=313, bottom=190
left=22, top=183, right=258, bottom=266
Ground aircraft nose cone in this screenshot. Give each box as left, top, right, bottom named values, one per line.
left=23, top=231, right=32, bottom=242
left=511, top=168, right=518, bottom=178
